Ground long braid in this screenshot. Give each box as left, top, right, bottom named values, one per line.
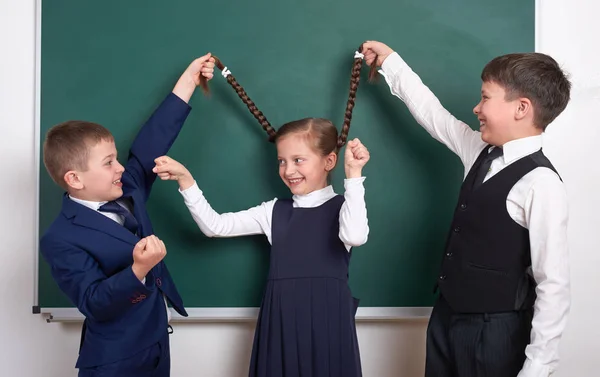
left=200, top=57, right=277, bottom=142
left=338, top=46, right=365, bottom=149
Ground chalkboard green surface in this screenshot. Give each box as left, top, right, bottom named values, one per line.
left=37, top=0, right=534, bottom=316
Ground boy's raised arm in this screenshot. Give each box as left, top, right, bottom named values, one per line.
left=125, top=54, right=215, bottom=201
left=363, top=41, right=486, bottom=170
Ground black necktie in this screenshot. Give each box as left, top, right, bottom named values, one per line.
left=473, top=147, right=503, bottom=189
left=98, top=200, right=139, bottom=234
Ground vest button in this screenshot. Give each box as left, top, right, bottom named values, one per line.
left=460, top=203, right=467, bottom=210
left=446, top=252, right=453, bottom=257
left=454, top=226, right=461, bottom=233
left=439, top=275, right=446, bottom=280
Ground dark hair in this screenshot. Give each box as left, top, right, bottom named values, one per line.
left=201, top=57, right=277, bottom=141
left=481, top=52, right=571, bottom=130
left=43, top=121, right=114, bottom=189
left=199, top=45, right=372, bottom=152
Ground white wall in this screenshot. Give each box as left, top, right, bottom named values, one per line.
left=0, top=0, right=597, bottom=376
left=536, top=1, right=600, bottom=376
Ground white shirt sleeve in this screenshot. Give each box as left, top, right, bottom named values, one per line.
left=339, top=177, right=369, bottom=250
left=178, top=181, right=276, bottom=244
left=517, top=171, right=570, bottom=377
left=379, top=52, right=487, bottom=172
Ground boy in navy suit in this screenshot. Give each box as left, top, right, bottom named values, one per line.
left=40, top=53, right=215, bottom=377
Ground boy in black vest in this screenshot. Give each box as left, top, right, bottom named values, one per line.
left=361, top=41, right=571, bottom=377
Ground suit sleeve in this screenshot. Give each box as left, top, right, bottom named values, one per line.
left=40, top=233, right=153, bottom=322
left=124, top=92, right=192, bottom=201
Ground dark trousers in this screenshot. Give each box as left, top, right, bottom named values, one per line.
left=425, top=295, right=532, bottom=377
left=78, top=330, right=171, bottom=377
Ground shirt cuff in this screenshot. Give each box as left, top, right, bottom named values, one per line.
left=343, top=176, right=366, bottom=187
left=178, top=180, right=203, bottom=204
left=380, top=52, right=405, bottom=79
left=517, top=358, right=552, bottom=377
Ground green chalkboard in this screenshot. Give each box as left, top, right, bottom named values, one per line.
left=37, top=0, right=534, bottom=311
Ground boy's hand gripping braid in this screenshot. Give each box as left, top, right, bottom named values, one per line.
left=361, top=41, right=394, bottom=67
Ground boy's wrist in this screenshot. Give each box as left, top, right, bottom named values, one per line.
left=131, top=263, right=147, bottom=282
left=172, top=75, right=196, bottom=104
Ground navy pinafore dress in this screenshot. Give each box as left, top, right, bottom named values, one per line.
left=249, top=195, right=362, bottom=377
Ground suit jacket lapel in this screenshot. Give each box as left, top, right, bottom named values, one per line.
left=61, top=194, right=139, bottom=245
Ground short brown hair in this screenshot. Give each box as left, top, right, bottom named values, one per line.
left=481, top=52, right=571, bottom=130
left=43, top=121, right=114, bottom=190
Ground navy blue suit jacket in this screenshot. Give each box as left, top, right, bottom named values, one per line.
left=40, top=93, right=190, bottom=368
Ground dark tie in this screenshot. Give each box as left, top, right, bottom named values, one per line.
left=98, top=200, right=139, bottom=234
left=473, top=147, right=503, bottom=189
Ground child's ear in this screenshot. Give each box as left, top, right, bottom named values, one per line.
left=325, top=152, right=337, bottom=171
left=64, top=170, right=84, bottom=190
left=515, top=97, right=533, bottom=121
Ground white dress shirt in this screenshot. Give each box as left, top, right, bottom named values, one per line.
left=178, top=177, right=369, bottom=251
left=379, top=52, right=570, bottom=377
left=68, top=196, right=172, bottom=322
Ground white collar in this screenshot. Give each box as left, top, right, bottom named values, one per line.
left=68, top=195, right=107, bottom=211
left=291, top=185, right=336, bottom=208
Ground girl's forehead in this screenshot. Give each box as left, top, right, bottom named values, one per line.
left=276, top=134, right=319, bottom=154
